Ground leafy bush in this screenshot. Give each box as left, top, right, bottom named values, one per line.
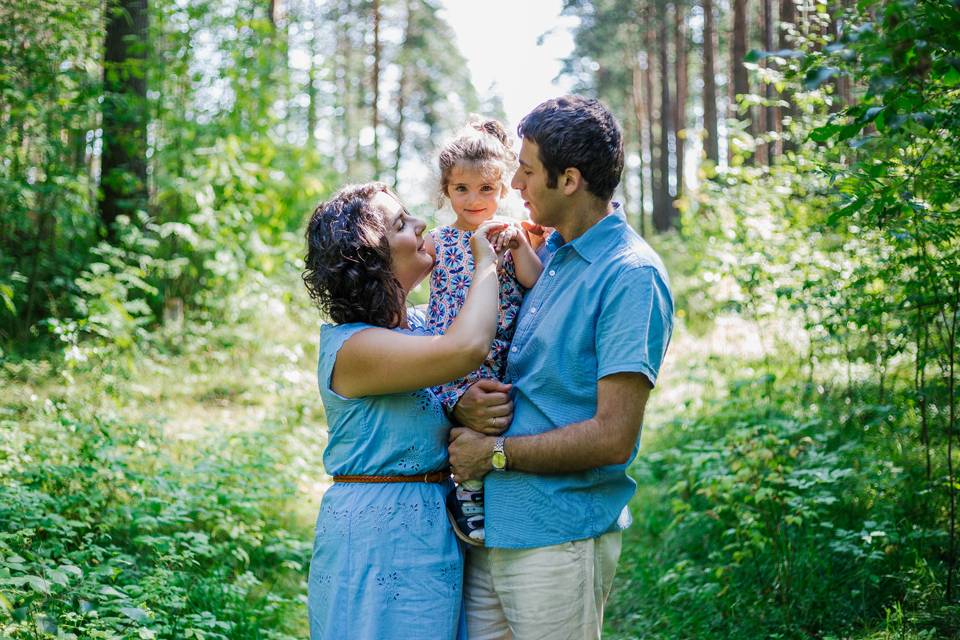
left=0, top=404, right=311, bottom=639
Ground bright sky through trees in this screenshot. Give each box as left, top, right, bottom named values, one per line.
left=438, top=0, right=578, bottom=129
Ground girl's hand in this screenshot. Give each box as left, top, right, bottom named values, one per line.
left=470, top=220, right=505, bottom=267
left=489, top=223, right=523, bottom=253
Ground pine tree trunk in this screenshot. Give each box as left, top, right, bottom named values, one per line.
left=779, top=0, right=796, bottom=154
left=632, top=63, right=647, bottom=237
left=307, top=17, right=318, bottom=142
left=703, top=0, right=720, bottom=166
left=371, top=0, right=382, bottom=179
left=654, top=12, right=674, bottom=233
left=673, top=2, right=687, bottom=200
left=764, top=0, right=775, bottom=161
left=100, top=0, right=149, bottom=239
left=732, top=0, right=753, bottom=165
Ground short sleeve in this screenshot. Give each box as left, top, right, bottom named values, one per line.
left=595, top=266, right=674, bottom=387
left=318, top=323, right=373, bottom=402
left=406, top=306, right=432, bottom=334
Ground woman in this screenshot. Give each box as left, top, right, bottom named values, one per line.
left=302, top=182, right=505, bottom=640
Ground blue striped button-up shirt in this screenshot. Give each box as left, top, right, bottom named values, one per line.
left=485, top=206, right=674, bottom=549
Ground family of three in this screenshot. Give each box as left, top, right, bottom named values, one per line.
left=301, top=95, right=674, bottom=640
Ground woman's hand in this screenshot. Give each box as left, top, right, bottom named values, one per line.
left=470, top=220, right=507, bottom=266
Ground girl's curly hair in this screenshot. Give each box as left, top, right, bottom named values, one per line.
left=435, top=115, right=518, bottom=208
left=302, top=182, right=406, bottom=328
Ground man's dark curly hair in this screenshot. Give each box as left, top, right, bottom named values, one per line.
left=517, top=95, right=624, bottom=201
left=302, top=182, right=406, bottom=328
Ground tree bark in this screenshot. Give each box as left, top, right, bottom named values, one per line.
left=731, top=0, right=754, bottom=165
left=779, top=0, right=797, bottom=154
left=702, top=0, right=720, bottom=166
left=763, top=0, right=775, bottom=161
left=632, top=63, right=647, bottom=237
left=307, top=14, right=318, bottom=142
left=371, top=0, right=382, bottom=179
left=673, top=1, right=688, bottom=200
left=100, top=0, right=149, bottom=239
left=654, top=8, right=674, bottom=233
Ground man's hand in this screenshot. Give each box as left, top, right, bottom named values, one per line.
left=451, top=379, right=513, bottom=434
left=521, top=220, right=551, bottom=251
left=448, top=427, right=496, bottom=483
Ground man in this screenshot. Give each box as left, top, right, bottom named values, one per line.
left=447, top=95, right=674, bottom=640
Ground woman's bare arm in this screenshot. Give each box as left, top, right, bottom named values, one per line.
left=330, top=223, right=503, bottom=399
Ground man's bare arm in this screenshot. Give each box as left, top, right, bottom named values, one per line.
left=448, top=371, right=652, bottom=482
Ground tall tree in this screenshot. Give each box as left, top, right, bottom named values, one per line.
left=632, top=62, right=649, bottom=236
left=731, top=0, right=753, bottom=164
left=779, top=0, right=796, bottom=154
left=653, top=2, right=674, bottom=232
left=763, top=0, right=776, bottom=161
left=100, top=0, right=149, bottom=238
left=702, top=0, right=720, bottom=165
left=371, top=0, right=383, bottom=178
left=674, top=0, right=688, bottom=200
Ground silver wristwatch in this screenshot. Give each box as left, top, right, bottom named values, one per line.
left=491, top=436, right=507, bottom=471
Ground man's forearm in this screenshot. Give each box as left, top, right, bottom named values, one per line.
left=448, top=372, right=651, bottom=482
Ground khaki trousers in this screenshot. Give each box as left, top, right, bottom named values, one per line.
left=464, top=531, right=622, bottom=640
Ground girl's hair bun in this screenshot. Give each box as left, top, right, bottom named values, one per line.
left=478, top=119, right=509, bottom=146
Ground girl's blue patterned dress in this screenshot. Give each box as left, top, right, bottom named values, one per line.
left=426, top=226, right=525, bottom=408
left=307, top=310, right=466, bottom=640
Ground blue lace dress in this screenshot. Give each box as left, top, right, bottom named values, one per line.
left=307, top=310, right=465, bottom=640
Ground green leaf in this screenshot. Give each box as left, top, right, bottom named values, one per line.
left=58, top=565, right=83, bottom=578
left=45, top=569, right=69, bottom=586
left=37, top=614, right=58, bottom=634
left=121, top=607, right=149, bottom=623
left=912, top=113, right=935, bottom=129
left=809, top=124, right=841, bottom=142
left=850, top=135, right=878, bottom=149
left=803, top=67, right=838, bottom=90
left=97, top=586, right=126, bottom=597
left=24, top=576, right=49, bottom=593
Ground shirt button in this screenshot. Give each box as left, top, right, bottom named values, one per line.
left=511, top=346, right=518, bottom=352
left=549, top=270, right=556, bottom=276
left=530, top=307, right=537, bottom=314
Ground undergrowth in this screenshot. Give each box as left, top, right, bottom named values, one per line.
left=0, top=267, right=326, bottom=639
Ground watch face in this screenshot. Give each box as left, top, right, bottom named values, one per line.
left=491, top=451, right=507, bottom=470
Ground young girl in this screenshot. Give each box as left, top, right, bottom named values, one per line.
left=426, top=118, right=543, bottom=545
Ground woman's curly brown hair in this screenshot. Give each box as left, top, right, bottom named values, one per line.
left=302, top=182, right=406, bottom=328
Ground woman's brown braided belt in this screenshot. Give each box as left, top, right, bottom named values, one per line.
left=333, top=470, right=450, bottom=484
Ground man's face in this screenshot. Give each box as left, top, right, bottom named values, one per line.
left=511, top=139, right=564, bottom=229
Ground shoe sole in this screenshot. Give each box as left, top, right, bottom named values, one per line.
left=446, top=507, right=485, bottom=547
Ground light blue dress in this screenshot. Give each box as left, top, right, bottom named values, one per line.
left=307, top=311, right=466, bottom=640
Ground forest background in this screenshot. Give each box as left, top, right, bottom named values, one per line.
left=2, top=0, right=960, bottom=638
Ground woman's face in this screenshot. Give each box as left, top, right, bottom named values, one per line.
left=374, top=191, right=433, bottom=293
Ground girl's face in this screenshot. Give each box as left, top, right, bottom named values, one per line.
left=446, top=165, right=504, bottom=232
left=374, top=191, right=433, bottom=293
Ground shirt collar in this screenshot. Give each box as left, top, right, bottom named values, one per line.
left=552, top=203, right=625, bottom=264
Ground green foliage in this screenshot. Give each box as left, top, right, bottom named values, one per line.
left=0, top=411, right=310, bottom=639
left=0, top=266, right=326, bottom=639
left=608, top=378, right=957, bottom=639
